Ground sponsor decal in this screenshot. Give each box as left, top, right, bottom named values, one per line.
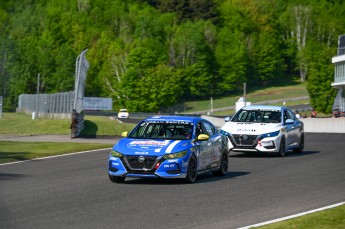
left=164, top=164, right=177, bottom=168
left=259, top=140, right=273, bottom=146
left=237, top=128, right=256, bottom=132
left=127, top=140, right=170, bottom=150
left=144, top=118, right=193, bottom=125
left=134, top=152, right=149, bottom=155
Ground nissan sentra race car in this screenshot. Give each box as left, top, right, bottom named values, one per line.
left=220, top=105, right=304, bottom=156
left=108, top=116, right=229, bottom=183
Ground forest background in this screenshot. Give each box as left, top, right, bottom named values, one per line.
left=0, top=0, right=344, bottom=113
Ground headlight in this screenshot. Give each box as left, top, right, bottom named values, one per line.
left=220, top=129, right=231, bottom=136
left=110, top=150, right=123, bottom=158
left=261, top=130, right=280, bottom=138
left=164, top=150, right=188, bottom=159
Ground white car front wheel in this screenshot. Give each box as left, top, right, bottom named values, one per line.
left=277, top=137, right=286, bottom=157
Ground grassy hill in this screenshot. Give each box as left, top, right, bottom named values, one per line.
left=179, top=82, right=309, bottom=115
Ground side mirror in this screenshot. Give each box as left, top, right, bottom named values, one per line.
left=285, top=119, right=294, bottom=124
left=224, top=117, right=231, bottom=122
left=197, top=134, right=209, bottom=141
left=121, top=131, right=128, bottom=137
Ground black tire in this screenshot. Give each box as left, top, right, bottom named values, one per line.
left=109, top=174, right=126, bottom=183
left=277, top=137, right=286, bottom=157
left=213, top=151, right=229, bottom=176
left=185, top=155, right=197, bottom=183
left=293, top=133, right=304, bottom=154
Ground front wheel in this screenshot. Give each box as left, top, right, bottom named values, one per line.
left=293, top=133, right=304, bottom=154
left=213, top=151, right=228, bottom=176
left=277, top=137, right=286, bottom=157
left=109, top=174, right=126, bottom=183
left=185, top=155, right=197, bottom=183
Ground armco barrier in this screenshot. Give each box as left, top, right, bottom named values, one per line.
left=201, top=115, right=345, bottom=133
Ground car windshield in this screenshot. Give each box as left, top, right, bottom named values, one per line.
left=232, top=109, right=281, bottom=123
left=128, top=121, right=193, bottom=140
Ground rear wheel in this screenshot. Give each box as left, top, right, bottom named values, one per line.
left=213, top=151, right=228, bottom=176
left=277, top=137, right=286, bottom=157
left=293, top=133, right=304, bottom=154
left=185, top=155, right=197, bottom=183
left=109, top=174, right=126, bottom=183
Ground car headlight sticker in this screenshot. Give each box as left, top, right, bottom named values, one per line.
left=164, top=150, right=188, bottom=159
left=220, top=129, right=231, bottom=136
left=262, top=130, right=280, bottom=138
left=110, top=150, right=123, bottom=158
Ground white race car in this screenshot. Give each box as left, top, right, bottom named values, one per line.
left=117, top=109, right=129, bottom=119
left=220, top=105, right=304, bottom=157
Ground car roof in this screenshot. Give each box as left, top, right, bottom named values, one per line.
left=144, top=115, right=201, bottom=123
left=241, top=105, right=285, bottom=111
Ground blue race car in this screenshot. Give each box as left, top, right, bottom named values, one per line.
left=108, top=116, right=229, bottom=183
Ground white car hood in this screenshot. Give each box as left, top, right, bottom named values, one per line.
left=222, top=122, right=281, bottom=135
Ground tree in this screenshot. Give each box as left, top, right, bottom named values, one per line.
left=251, top=31, right=286, bottom=86
left=307, top=45, right=337, bottom=113
left=118, top=47, right=182, bottom=112
left=279, top=4, right=312, bottom=82
left=215, top=29, right=249, bottom=93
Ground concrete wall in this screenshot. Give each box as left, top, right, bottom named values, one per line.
left=301, top=117, right=345, bottom=133
left=201, top=115, right=345, bottom=133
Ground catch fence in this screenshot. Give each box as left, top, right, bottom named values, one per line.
left=18, top=92, right=75, bottom=119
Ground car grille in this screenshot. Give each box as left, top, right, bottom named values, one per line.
left=231, top=134, right=258, bottom=146
left=124, top=156, right=158, bottom=170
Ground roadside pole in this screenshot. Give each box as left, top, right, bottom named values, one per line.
left=35, top=73, right=40, bottom=119
left=0, top=96, right=2, bottom=118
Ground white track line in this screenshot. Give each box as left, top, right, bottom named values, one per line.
left=238, top=202, right=345, bottom=229
left=0, top=148, right=112, bottom=166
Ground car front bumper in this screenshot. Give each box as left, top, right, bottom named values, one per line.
left=108, top=155, right=189, bottom=179
left=228, top=135, right=283, bottom=153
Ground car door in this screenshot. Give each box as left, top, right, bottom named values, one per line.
left=202, top=121, right=222, bottom=168
left=287, top=109, right=303, bottom=145
left=283, top=109, right=299, bottom=146
left=195, top=121, right=213, bottom=170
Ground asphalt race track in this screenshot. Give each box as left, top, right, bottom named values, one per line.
left=1, top=133, right=345, bottom=229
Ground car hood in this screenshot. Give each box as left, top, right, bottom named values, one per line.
left=113, top=138, right=191, bottom=156
left=221, top=122, right=281, bottom=135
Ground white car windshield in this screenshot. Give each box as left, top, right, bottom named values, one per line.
left=129, top=122, right=193, bottom=140
left=232, top=110, right=281, bottom=123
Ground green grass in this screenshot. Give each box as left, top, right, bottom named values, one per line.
left=0, top=112, right=72, bottom=135
left=183, top=83, right=308, bottom=113
left=0, top=112, right=135, bottom=164
left=0, top=141, right=112, bottom=164
left=0, top=112, right=135, bottom=136
left=80, top=115, right=135, bottom=136
left=258, top=204, right=345, bottom=229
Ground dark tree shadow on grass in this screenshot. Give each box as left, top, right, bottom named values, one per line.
left=79, top=120, right=98, bottom=138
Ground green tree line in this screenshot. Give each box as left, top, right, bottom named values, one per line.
left=0, top=0, right=344, bottom=113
